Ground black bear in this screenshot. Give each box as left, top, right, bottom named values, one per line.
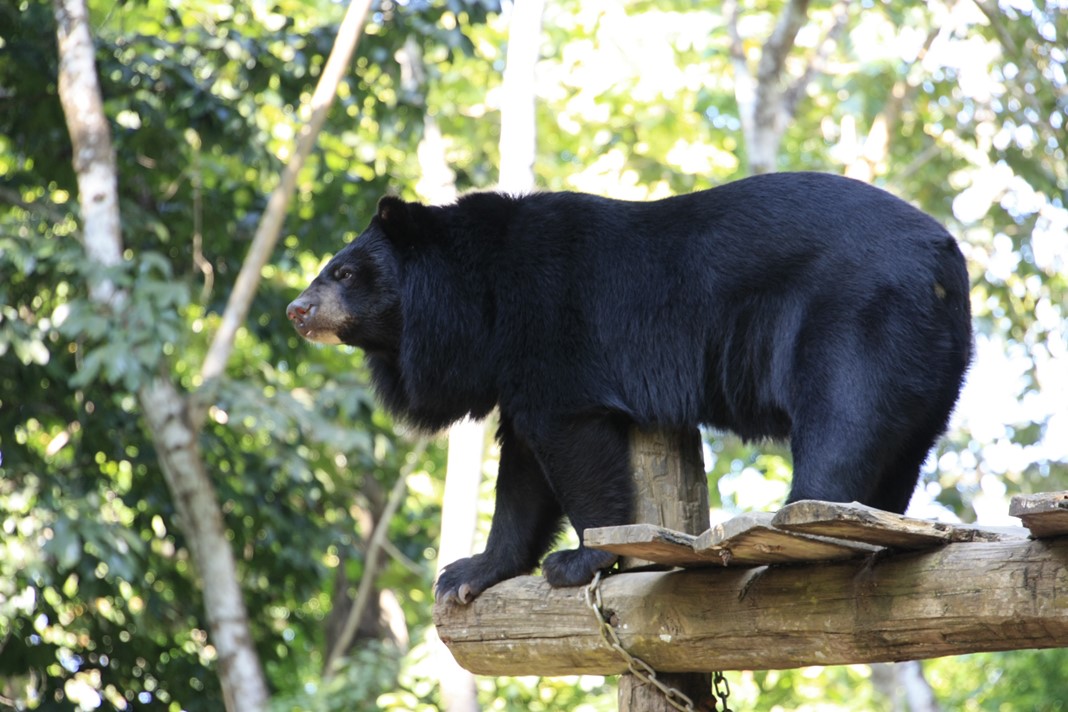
left=287, top=172, right=972, bottom=604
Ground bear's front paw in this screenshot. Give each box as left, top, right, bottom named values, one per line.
left=541, top=548, right=618, bottom=588
left=435, top=554, right=521, bottom=605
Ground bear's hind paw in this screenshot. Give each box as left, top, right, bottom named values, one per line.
left=542, top=548, right=618, bottom=588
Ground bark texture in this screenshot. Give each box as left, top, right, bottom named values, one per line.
left=436, top=537, right=1068, bottom=675
left=53, top=1, right=269, bottom=709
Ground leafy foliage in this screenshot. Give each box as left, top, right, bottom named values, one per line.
left=1, top=0, right=1065, bottom=709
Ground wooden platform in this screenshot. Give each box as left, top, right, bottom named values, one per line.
left=585, top=496, right=1051, bottom=571
left=435, top=492, right=1068, bottom=677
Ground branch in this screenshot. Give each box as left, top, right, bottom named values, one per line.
left=723, top=0, right=756, bottom=144
left=728, top=0, right=815, bottom=174
left=782, top=0, right=851, bottom=119
left=0, top=185, right=73, bottom=226
left=845, top=16, right=947, bottom=181
left=324, top=438, right=430, bottom=678
left=971, top=0, right=1067, bottom=189
left=196, top=0, right=374, bottom=407
left=755, top=0, right=811, bottom=92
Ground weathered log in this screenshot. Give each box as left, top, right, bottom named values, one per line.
left=434, top=536, right=1068, bottom=676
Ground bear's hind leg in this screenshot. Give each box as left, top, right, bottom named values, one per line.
left=528, top=415, right=633, bottom=588
left=786, top=399, right=894, bottom=508
left=435, top=419, right=563, bottom=604
left=866, top=416, right=952, bottom=514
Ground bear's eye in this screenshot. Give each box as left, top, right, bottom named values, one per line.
left=334, top=267, right=355, bottom=282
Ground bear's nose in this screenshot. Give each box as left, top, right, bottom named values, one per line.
left=286, top=299, right=314, bottom=323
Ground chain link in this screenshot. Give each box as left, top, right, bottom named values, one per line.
left=584, top=571, right=733, bottom=712
left=713, top=670, right=733, bottom=712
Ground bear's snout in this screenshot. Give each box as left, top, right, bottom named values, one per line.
left=286, top=293, right=345, bottom=345
left=286, top=297, right=314, bottom=329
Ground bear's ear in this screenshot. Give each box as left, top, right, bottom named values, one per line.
left=376, top=196, right=434, bottom=248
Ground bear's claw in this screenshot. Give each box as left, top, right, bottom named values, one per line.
left=435, top=553, right=521, bottom=605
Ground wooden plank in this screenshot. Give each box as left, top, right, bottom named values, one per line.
left=692, top=511, right=878, bottom=566
left=772, top=501, right=1031, bottom=548
left=585, top=524, right=714, bottom=568
left=1010, top=491, right=1068, bottom=538
left=434, top=537, right=1068, bottom=676
left=943, top=524, right=1030, bottom=543
left=772, top=500, right=952, bottom=549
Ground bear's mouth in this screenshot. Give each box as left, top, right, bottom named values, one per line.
left=287, top=302, right=345, bottom=345
left=289, top=312, right=313, bottom=337
left=293, top=322, right=343, bottom=346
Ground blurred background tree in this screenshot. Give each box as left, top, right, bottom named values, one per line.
left=1, top=0, right=1065, bottom=710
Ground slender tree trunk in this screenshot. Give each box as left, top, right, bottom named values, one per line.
left=725, top=0, right=811, bottom=174
left=725, top=0, right=852, bottom=175
left=53, top=0, right=122, bottom=303
left=434, top=419, right=485, bottom=712
left=398, top=29, right=486, bottom=712
left=408, top=2, right=545, bottom=707
left=54, top=0, right=374, bottom=708
left=872, top=662, right=941, bottom=712
left=498, top=0, right=544, bottom=194
left=197, top=0, right=374, bottom=400
left=138, top=378, right=268, bottom=711
left=53, top=2, right=269, bottom=709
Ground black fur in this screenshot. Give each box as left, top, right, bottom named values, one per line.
left=287, top=172, right=973, bottom=603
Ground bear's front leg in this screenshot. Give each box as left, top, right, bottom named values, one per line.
left=435, top=419, right=563, bottom=604
left=529, top=415, right=633, bottom=588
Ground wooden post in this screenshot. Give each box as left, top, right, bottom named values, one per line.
left=617, top=427, right=711, bottom=711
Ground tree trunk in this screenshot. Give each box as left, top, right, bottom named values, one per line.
left=498, top=0, right=545, bottom=194
left=725, top=0, right=856, bottom=176
left=420, top=1, right=545, bottom=707
left=398, top=30, right=485, bottom=712
left=435, top=419, right=485, bottom=712
left=53, top=2, right=269, bottom=709
left=725, top=0, right=811, bottom=174
left=54, top=0, right=375, bottom=708
left=872, top=661, right=941, bottom=712
left=138, top=378, right=269, bottom=711
left=53, top=0, right=123, bottom=303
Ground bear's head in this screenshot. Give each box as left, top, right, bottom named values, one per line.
left=286, top=196, right=433, bottom=351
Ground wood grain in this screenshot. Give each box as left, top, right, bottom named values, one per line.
left=1011, top=491, right=1068, bottom=538
left=435, top=537, right=1068, bottom=676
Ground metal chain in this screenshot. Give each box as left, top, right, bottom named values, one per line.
left=584, top=571, right=734, bottom=712
left=713, top=670, right=733, bottom=712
